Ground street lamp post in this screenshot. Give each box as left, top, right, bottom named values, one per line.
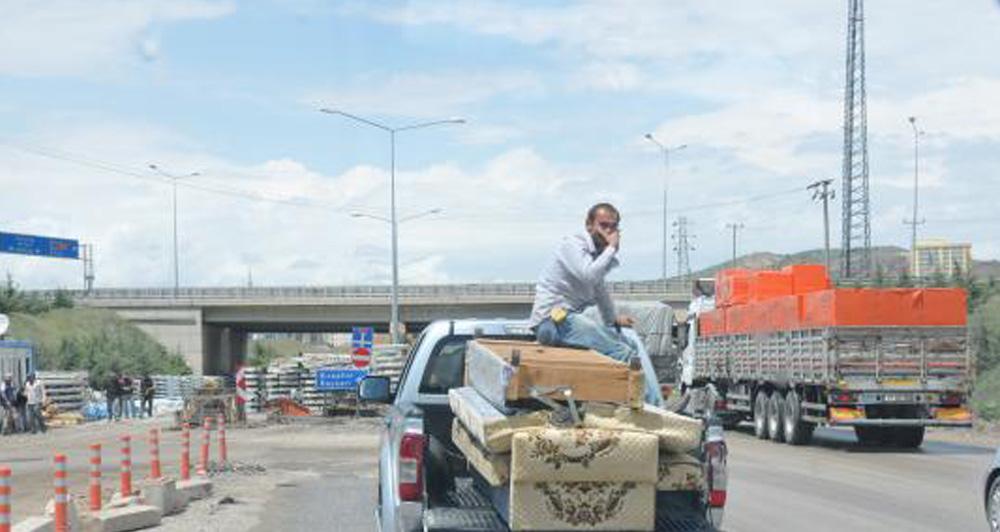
left=321, top=109, right=463, bottom=344
left=644, top=134, right=687, bottom=285
left=905, top=117, right=925, bottom=274
left=149, top=164, right=200, bottom=297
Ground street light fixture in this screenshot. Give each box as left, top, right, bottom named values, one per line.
left=904, top=117, right=926, bottom=278
left=322, top=108, right=464, bottom=343
left=148, top=163, right=201, bottom=297
left=644, top=133, right=687, bottom=285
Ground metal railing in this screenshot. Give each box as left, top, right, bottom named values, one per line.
left=30, top=279, right=695, bottom=301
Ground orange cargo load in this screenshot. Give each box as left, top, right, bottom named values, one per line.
left=782, top=264, right=832, bottom=294
left=715, top=269, right=751, bottom=308
left=699, top=309, right=726, bottom=336
left=749, top=271, right=794, bottom=302
left=800, top=288, right=967, bottom=328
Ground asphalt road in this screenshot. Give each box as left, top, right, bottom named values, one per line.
left=723, top=426, right=994, bottom=532
left=1, top=417, right=995, bottom=531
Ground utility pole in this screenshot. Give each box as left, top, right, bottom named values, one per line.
left=904, top=116, right=926, bottom=276
left=808, top=179, right=836, bottom=273
left=148, top=164, right=201, bottom=297
left=81, top=243, right=95, bottom=293
left=841, top=0, right=872, bottom=279
left=725, top=223, right=744, bottom=265
left=672, top=216, right=694, bottom=286
left=644, top=134, right=687, bottom=287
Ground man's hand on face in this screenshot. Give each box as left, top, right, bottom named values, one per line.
left=601, top=227, right=620, bottom=250
left=615, top=315, right=635, bottom=328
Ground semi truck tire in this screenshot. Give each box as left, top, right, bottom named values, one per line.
left=854, top=426, right=888, bottom=446
left=767, top=391, right=785, bottom=443
left=754, top=392, right=770, bottom=440
left=782, top=390, right=814, bottom=445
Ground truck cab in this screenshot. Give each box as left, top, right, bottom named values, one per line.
left=361, top=318, right=726, bottom=531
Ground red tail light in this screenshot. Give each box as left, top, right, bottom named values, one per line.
left=709, top=489, right=727, bottom=507
left=714, top=399, right=728, bottom=411
left=704, top=439, right=727, bottom=508
left=399, top=431, right=425, bottom=502
left=940, top=393, right=963, bottom=406
left=830, top=391, right=856, bottom=404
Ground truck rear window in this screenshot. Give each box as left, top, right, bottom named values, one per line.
left=419, top=336, right=470, bottom=395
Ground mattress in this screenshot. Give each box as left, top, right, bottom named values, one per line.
left=584, top=403, right=703, bottom=454
left=656, top=453, right=705, bottom=492
left=509, top=481, right=655, bottom=531
left=449, top=387, right=547, bottom=453
left=451, top=419, right=510, bottom=487
left=510, top=428, right=658, bottom=484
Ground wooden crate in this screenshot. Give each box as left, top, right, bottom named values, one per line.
left=465, top=340, right=643, bottom=410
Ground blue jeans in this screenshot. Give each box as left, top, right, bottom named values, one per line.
left=536, top=313, right=660, bottom=405
left=537, top=312, right=637, bottom=362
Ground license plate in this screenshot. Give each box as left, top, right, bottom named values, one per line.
left=859, top=392, right=914, bottom=403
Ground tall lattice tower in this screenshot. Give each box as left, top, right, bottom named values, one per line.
left=672, top=216, right=693, bottom=284
left=840, top=0, right=872, bottom=279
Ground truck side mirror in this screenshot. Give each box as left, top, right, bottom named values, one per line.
left=358, top=376, right=392, bottom=403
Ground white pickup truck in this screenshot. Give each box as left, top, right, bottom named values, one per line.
left=359, top=318, right=727, bottom=531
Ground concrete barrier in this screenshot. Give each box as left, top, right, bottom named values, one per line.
left=139, top=478, right=186, bottom=516
left=175, top=478, right=212, bottom=501
left=89, top=506, right=161, bottom=532
left=11, top=516, right=52, bottom=532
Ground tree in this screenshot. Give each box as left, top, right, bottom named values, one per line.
left=873, top=264, right=887, bottom=287
left=897, top=270, right=913, bottom=288
left=52, top=289, right=74, bottom=309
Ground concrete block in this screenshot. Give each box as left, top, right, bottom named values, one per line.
left=43, top=496, right=83, bottom=531
left=140, top=478, right=187, bottom=516
left=176, top=477, right=212, bottom=501
left=12, top=516, right=53, bottom=532
left=106, top=493, right=144, bottom=509
left=91, top=505, right=162, bottom=532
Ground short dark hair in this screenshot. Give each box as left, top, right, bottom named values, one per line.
left=586, top=203, right=620, bottom=224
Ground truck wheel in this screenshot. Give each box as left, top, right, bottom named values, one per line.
left=753, top=392, right=770, bottom=439
left=888, top=427, right=925, bottom=448
left=782, top=390, right=813, bottom=445
left=767, top=391, right=785, bottom=443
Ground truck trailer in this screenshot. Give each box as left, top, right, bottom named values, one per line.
left=680, top=265, right=973, bottom=447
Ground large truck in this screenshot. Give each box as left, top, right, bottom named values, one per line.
left=680, top=265, right=973, bottom=447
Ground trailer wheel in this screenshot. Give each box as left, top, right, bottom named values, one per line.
left=767, top=391, right=785, bottom=443
left=782, top=390, right=813, bottom=445
left=753, top=392, right=770, bottom=439
left=888, top=427, right=925, bottom=448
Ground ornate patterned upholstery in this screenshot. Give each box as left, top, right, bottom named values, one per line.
left=452, top=419, right=510, bottom=486
left=510, top=481, right=655, bottom=530
left=510, top=429, right=658, bottom=483
left=656, top=452, right=705, bottom=492
left=449, top=387, right=547, bottom=453
left=583, top=403, right=703, bottom=454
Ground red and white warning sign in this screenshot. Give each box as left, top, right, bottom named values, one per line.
left=351, top=346, right=371, bottom=369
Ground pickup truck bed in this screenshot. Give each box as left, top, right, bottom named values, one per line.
left=424, top=478, right=714, bottom=532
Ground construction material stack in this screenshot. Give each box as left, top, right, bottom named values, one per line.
left=450, top=340, right=704, bottom=531
left=685, top=263, right=972, bottom=447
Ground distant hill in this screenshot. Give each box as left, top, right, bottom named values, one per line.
left=693, top=246, right=1000, bottom=281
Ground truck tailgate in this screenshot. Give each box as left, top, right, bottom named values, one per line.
left=424, top=478, right=714, bottom=532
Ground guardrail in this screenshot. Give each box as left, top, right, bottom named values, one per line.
left=30, top=280, right=697, bottom=301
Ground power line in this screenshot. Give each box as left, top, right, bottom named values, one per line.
left=0, top=138, right=355, bottom=213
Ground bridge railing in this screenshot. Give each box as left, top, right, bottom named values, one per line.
left=30, top=280, right=694, bottom=301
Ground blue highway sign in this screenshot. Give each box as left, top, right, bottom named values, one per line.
left=315, top=368, right=369, bottom=391
left=0, top=232, right=79, bottom=259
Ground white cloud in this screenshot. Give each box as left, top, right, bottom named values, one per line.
left=303, top=70, right=543, bottom=118
left=0, top=0, right=235, bottom=77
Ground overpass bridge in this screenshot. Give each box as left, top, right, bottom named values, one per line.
left=41, top=280, right=695, bottom=375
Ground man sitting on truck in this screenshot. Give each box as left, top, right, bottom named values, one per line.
left=530, top=202, right=638, bottom=362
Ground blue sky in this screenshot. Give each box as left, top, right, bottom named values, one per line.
left=1, top=0, right=999, bottom=289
